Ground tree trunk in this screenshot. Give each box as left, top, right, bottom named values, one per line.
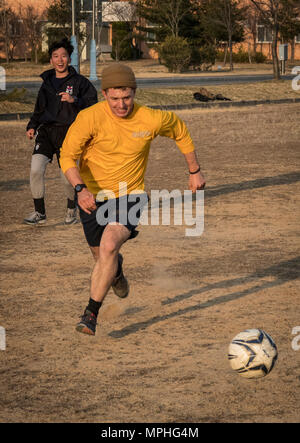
left=252, top=29, right=257, bottom=54
left=271, top=27, right=280, bottom=80
left=290, top=38, right=295, bottom=63
left=115, top=41, right=120, bottom=62
left=35, top=45, right=38, bottom=64
left=4, top=37, right=10, bottom=63
left=223, top=42, right=228, bottom=66
left=248, top=39, right=252, bottom=63
left=229, top=35, right=233, bottom=71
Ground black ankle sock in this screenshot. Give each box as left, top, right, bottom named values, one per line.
left=34, top=198, right=45, bottom=215
left=67, top=198, right=76, bottom=209
left=86, top=298, right=102, bottom=317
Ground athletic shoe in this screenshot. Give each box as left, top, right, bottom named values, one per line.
left=24, top=211, right=46, bottom=225
left=65, top=208, right=78, bottom=225
left=76, top=309, right=97, bottom=336
left=111, top=254, right=129, bottom=298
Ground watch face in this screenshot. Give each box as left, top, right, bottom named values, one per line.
left=75, top=184, right=83, bottom=192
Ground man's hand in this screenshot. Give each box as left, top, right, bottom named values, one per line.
left=26, top=129, right=35, bottom=140
left=59, top=92, right=75, bottom=103
left=184, top=151, right=206, bottom=192
left=189, top=170, right=206, bottom=193
left=64, top=168, right=95, bottom=214
left=77, top=188, right=97, bottom=215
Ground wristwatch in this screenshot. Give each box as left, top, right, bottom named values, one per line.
left=74, top=184, right=87, bottom=194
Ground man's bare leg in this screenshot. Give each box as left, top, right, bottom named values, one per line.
left=90, top=223, right=130, bottom=302
left=76, top=223, right=130, bottom=335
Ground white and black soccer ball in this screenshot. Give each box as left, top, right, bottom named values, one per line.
left=228, top=329, right=278, bottom=379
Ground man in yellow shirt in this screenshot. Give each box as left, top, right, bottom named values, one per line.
left=60, top=64, right=205, bottom=336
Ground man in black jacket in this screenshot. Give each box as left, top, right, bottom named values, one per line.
left=24, top=38, right=98, bottom=225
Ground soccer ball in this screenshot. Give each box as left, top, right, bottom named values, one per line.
left=228, top=329, right=278, bottom=379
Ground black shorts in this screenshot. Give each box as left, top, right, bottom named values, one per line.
left=79, top=194, right=148, bottom=247
left=32, top=124, right=69, bottom=164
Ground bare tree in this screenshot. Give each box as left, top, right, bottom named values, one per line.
left=0, top=1, right=20, bottom=62
left=250, top=0, right=300, bottom=79
left=198, top=0, right=246, bottom=71
left=245, top=1, right=260, bottom=55
left=101, top=1, right=138, bottom=61
left=19, top=4, right=45, bottom=63
left=136, top=0, right=191, bottom=39
left=223, top=0, right=235, bottom=71
left=158, top=0, right=191, bottom=38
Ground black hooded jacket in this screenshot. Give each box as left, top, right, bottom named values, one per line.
left=27, top=66, right=98, bottom=131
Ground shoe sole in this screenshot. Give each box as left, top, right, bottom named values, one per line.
left=24, top=220, right=47, bottom=225
left=115, top=293, right=129, bottom=299
left=64, top=219, right=78, bottom=225
left=75, top=324, right=95, bottom=336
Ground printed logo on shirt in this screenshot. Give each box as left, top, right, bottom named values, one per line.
left=132, top=131, right=151, bottom=138
left=66, top=85, right=73, bottom=95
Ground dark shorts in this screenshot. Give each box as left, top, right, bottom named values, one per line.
left=79, top=194, right=148, bottom=247
left=32, top=124, right=69, bottom=164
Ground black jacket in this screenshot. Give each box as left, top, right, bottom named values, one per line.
left=27, top=66, right=98, bottom=131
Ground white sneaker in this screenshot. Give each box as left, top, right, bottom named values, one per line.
left=24, top=211, right=46, bottom=225
left=65, top=208, right=78, bottom=225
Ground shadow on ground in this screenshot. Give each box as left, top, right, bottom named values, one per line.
left=109, top=256, right=300, bottom=338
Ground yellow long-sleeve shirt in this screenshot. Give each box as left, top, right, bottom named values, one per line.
left=60, top=100, right=195, bottom=197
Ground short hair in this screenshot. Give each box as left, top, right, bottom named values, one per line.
left=48, top=38, right=74, bottom=58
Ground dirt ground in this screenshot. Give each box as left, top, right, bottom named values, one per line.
left=0, top=103, right=299, bottom=423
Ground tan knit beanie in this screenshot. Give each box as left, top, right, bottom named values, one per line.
left=101, top=63, right=137, bottom=90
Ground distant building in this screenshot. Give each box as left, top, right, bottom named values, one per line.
left=237, top=0, right=300, bottom=62
left=5, top=0, right=49, bottom=15
left=0, top=0, right=50, bottom=61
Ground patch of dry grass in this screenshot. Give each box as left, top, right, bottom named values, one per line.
left=2, top=59, right=272, bottom=78
left=2, top=58, right=293, bottom=80
left=0, top=101, right=33, bottom=113
left=0, top=79, right=299, bottom=114
left=5, top=58, right=297, bottom=78
left=0, top=87, right=36, bottom=113
left=3, top=57, right=300, bottom=79
left=1, top=61, right=51, bottom=80
left=1, top=57, right=299, bottom=113
left=135, top=79, right=300, bottom=105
